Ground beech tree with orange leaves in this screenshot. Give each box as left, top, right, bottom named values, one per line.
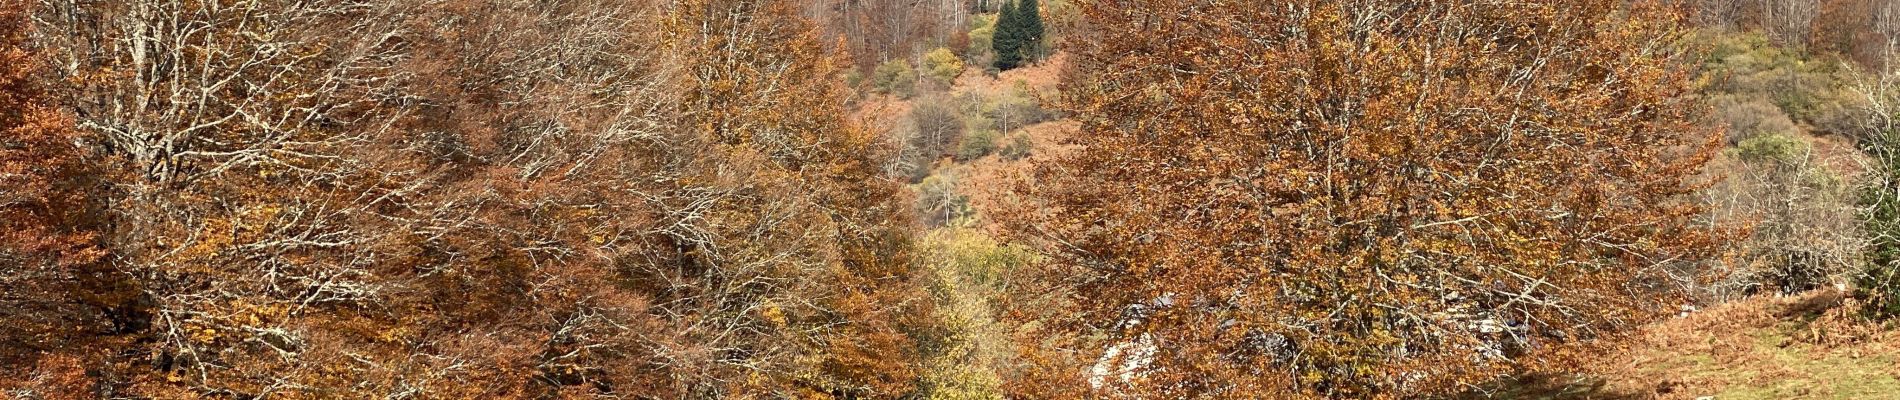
left=656, top=0, right=926, bottom=396
left=0, top=2, right=124, bottom=397
left=1005, top=1, right=1725, bottom=397
left=11, top=0, right=924, bottom=397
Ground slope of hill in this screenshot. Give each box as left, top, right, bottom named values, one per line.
left=869, top=38, right=1900, bottom=398
left=1476, top=290, right=1900, bottom=399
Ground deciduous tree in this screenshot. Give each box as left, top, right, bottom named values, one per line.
left=19, top=0, right=925, bottom=397
left=1006, top=1, right=1725, bottom=397
left=0, top=2, right=120, bottom=397
left=659, top=0, right=925, bottom=396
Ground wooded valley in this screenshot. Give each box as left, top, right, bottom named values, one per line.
left=6, top=0, right=1900, bottom=399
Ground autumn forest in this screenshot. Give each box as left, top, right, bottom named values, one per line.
left=6, top=0, right=1900, bottom=399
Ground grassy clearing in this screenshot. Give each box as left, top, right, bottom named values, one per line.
left=1474, top=291, right=1900, bottom=399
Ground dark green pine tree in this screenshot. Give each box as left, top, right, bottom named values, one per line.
left=992, top=0, right=1023, bottom=71
left=1020, top=0, right=1044, bottom=60
left=1859, top=131, right=1900, bottom=318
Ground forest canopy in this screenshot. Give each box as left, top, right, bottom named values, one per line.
left=7, top=0, right=1900, bottom=399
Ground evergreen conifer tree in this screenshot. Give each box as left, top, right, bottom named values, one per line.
left=992, top=1, right=1023, bottom=70
left=1859, top=122, right=1900, bottom=318
left=1020, top=0, right=1044, bottom=60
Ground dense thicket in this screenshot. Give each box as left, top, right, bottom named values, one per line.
left=3, top=0, right=922, bottom=397
left=1006, top=1, right=1723, bottom=397
left=0, top=2, right=119, bottom=397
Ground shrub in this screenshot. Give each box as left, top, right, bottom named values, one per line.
left=999, top=134, right=1032, bottom=161
left=922, top=48, right=965, bottom=86
left=1860, top=156, right=1900, bottom=317
left=872, top=58, right=918, bottom=98
left=1732, top=132, right=1809, bottom=164
left=956, top=130, right=999, bottom=162
left=1711, top=95, right=1798, bottom=144
left=843, top=68, right=866, bottom=91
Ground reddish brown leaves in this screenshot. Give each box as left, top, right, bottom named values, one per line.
left=1006, top=1, right=1726, bottom=398
left=0, top=1, right=120, bottom=395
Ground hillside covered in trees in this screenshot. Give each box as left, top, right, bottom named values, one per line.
left=6, top=0, right=1900, bottom=399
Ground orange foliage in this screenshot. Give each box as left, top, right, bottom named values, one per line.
left=0, top=2, right=119, bottom=396
left=665, top=1, right=925, bottom=396
left=1004, top=1, right=1726, bottom=397
left=12, top=0, right=923, bottom=398
left=0, top=0, right=100, bottom=279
